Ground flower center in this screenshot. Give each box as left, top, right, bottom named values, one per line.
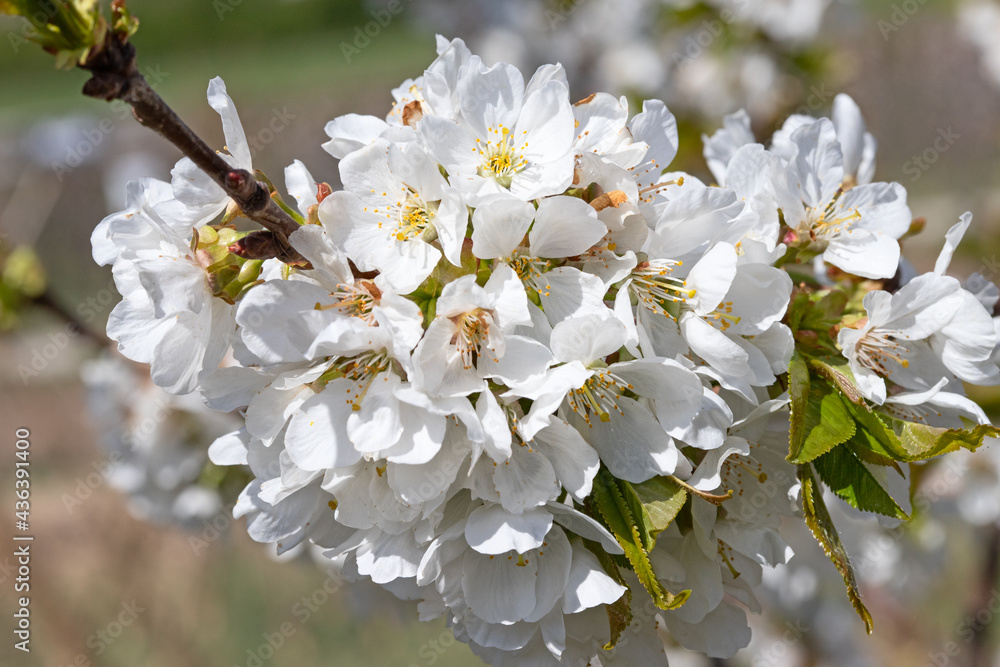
left=567, top=370, right=632, bottom=427
left=707, top=301, right=740, bottom=332
left=315, top=280, right=381, bottom=323
left=856, top=329, right=912, bottom=376
left=450, top=309, right=495, bottom=369
left=806, top=202, right=862, bottom=241
left=630, top=260, right=695, bottom=317
left=477, top=124, right=528, bottom=188
left=505, top=253, right=555, bottom=302
left=395, top=197, right=432, bottom=242
left=318, top=350, right=392, bottom=411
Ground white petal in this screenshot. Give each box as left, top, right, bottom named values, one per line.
left=583, top=396, right=678, bottom=483
left=823, top=229, right=899, bottom=278
left=207, top=77, right=251, bottom=168
left=493, top=442, right=560, bottom=512
left=476, top=386, right=513, bottom=461
left=536, top=267, right=609, bottom=326
left=684, top=243, right=738, bottom=316
left=789, top=118, right=843, bottom=209
left=471, top=193, right=536, bottom=259
left=462, top=547, right=538, bottom=624
left=687, top=437, right=750, bottom=491
left=628, top=100, right=679, bottom=187
left=374, top=238, right=442, bottom=294
left=465, top=505, right=553, bottom=555
left=208, top=429, right=251, bottom=466
left=529, top=196, right=606, bottom=259
left=322, top=113, right=389, bottom=159
left=355, top=530, right=422, bottom=584
left=534, top=417, right=600, bottom=501
left=702, top=109, right=754, bottom=184
left=562, top=544, right=627, bottom=614
left=524, top=527, right=573, bottom=623
left=434, top=187, right=469, bottom=267
left=832, top=94, right=866, bottom=180
left=286, top=386, right=362, bottom=471
left=347, top=372, right=403, bottom=453
left=550, top=314, right=626, bottom=364
left=284, top=159, right=318, bottom=217
left=485, top=263, right=531, bottom=328
left=546, top=503, right=623, bottom=555
left=679, top=312, right=749, bottom=377
left=935, top=212, right=973, bottom=276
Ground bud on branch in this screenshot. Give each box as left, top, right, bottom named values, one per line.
left=2, top=0, right=304, bottom=263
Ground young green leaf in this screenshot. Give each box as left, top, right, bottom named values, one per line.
left=809, top=356, right=864, bottom=405
left=847, top=401, right=1000, bottom=463
left=788, top=377, right=856, bottom=464
left=813, top=445, right=909, bottom=519
left=624, top=476, right=688, bottom=550
left=788, top=351, right=811, bottom=453
left=591, top=469, right=690, bottom=612
left=889, top=418, right=1000, bottom=461
left=798, top=290, right=848, bottom=334
left=798, top=464, right=874, bottom=635
left=846, top=432, right=904, bottom=474
left=787, top=291, right=811, bottom=335
left=788, top=289, right=847, bottom=354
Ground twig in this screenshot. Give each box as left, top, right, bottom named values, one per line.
left=78, top=28, right=304, bottom=264
left=33, top=290, right=108, bottom=346
left=970, top=525, right=1000, bottom=667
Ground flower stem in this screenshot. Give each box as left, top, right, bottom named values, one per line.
left=77, top=24, right=304, bottom=263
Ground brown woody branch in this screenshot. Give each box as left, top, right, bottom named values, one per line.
left=33, top=290, right=108, bottom=346
left=78, top=29, right=304, bottom=263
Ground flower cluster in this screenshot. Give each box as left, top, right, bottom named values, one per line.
left=80, top=354, right=239, bottom=526
left=91, top=38, right=1000, bottom=665
left=412, top=0, right=832, bottom=121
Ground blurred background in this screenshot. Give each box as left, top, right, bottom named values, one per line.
left=2, top=0, right=1000, bottom=665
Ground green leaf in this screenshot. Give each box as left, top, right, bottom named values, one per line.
left=582, top=539, right=633, bottom=650
left=603, top=582, right=632, bottom=650
left=887, top=417, right=1000, bottom=462
left=787, top=291, right=811, bottom=335
left=798, top=290, right=848, bottom=333
left=798, top=464, right=874, bottom=635
left=840, top=406, right=905, bottom=475
left=788, top=289, right=847, bottom=354
left=847, top=402, right=1000, bottom=463
left=787, top=377, right=856, bottom=464
left=788, top=350, right=810, bottom=450
left=846, top=433, right=904, bottom=474
left=808, top=356, right=864, bottom=405
left=591, top=469, right=690, bottom=612
left=624, top=476, right=688, bottom=550
left=813, top=445, right=909, bottom=519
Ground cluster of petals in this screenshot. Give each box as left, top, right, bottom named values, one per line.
left=90, top=36, right=1000, bottom=666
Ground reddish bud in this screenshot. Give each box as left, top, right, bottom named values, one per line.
left=229, top=232, right=279, bottom=260
left=316, top=182, right=333, bottom=203
left=225, top=169, right=252, bottom=191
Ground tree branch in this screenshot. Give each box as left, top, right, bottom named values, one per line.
left=33, top=290, right=108, bottom=347
left=79, top=29, right=304, bottom=264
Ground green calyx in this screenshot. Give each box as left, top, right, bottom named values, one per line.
left=192, top=225, right=263, bottom=304
left=0, top=0, right=137, bottom=69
